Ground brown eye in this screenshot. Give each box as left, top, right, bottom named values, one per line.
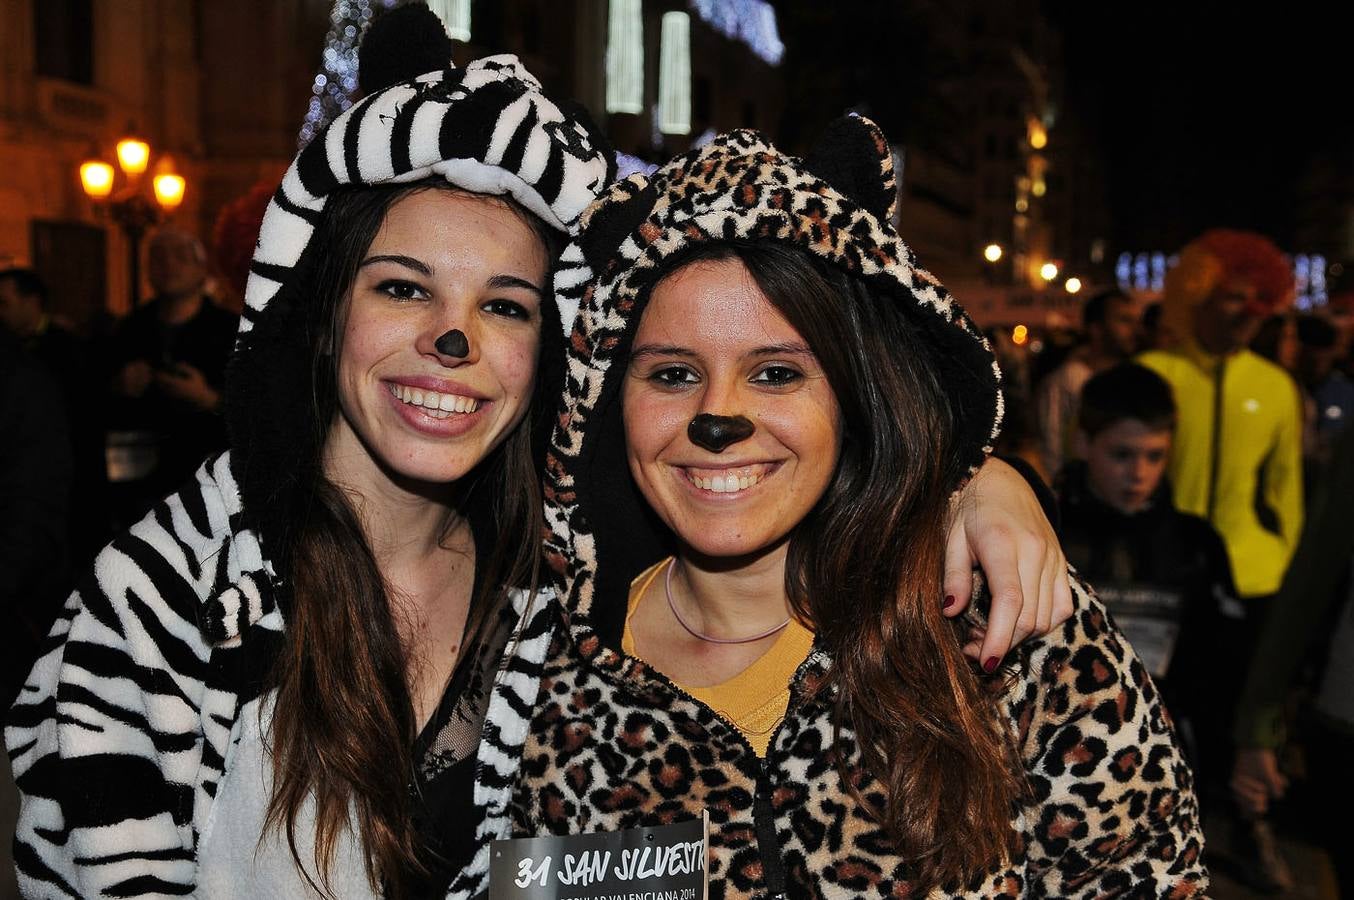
left=376, top=279, right=428, bottom=301
left=650, top=365, right=697, bottom=388
left=753, top=365, right=801, bottom=386
left=482, top=298, right=533, bottom=321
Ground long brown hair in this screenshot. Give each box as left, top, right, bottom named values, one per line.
left=262, top=180, right=552, bottom=897
left=669, top=242, right=1026, bottom=890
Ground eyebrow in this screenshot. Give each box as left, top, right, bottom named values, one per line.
left=359, top=257, right=543, bottom=297
left=629, top=341, right=815, bottom=360
left=488, top=273, right=545, bottom=298
left=360, top=254, right=430, bottom=275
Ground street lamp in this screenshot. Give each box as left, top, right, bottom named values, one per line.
left=1039, top=262, right=1059, bottom=282
left=1064, top=277, right=1082, bottom=294
left=983, top=243, right=1003, bottom=263
left=79, top=133, right=187, bottom=308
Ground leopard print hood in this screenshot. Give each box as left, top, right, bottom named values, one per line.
left=542, top=116, right=1002, bottom=639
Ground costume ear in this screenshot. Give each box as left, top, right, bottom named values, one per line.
left=357, top=4, right=455, bottom=94
left=576, top=179, right=658, bottom=275
left=804, top=115, right=896, bottom=223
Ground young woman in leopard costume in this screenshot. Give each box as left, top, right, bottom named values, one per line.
left=513, top=116, right=1207, bottom=897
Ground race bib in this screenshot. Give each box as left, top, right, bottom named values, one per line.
left=490, top=815, right=709, bottom=900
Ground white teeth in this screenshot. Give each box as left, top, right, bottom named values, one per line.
left=389, top=383, right=480, bottom=415
left=688, top=469, right=766, bottom=494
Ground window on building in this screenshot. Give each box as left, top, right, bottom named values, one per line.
left=606, top=0, right=644, bottom=114
left=33, top=0, right=93, bottom=85
left=427, top=0, right=471, bottom=42
left=658, top=11, right=691, bottom=135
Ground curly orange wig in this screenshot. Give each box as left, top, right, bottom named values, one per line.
left=1162, top=228, right=1295, bottom=340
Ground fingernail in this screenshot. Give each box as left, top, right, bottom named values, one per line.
left=983, top=656, right=1000, bottom=674
left=943, top=595, right=956, bottom=610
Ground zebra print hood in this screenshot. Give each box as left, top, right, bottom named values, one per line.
left=221, top=55, right=613, bottom=637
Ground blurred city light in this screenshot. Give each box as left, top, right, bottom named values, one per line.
left=153, top=173, right=186, bottom=210
left=116, top=138, right=149, bottom=175
left=984, top=243, right=1003, bottom=262
left=1040, top=262, right=1058, bottom=281
left=79, top=161, right=115, bottom=199
left=1012, top=324, right=1029, bottom=345
left=1064, top=277, right=1082, bottom=294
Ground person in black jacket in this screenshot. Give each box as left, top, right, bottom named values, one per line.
left=1056, top=363, right=1292, bottom=887
left=0, top=329, right=72, bottom=712
left=1058, top=364, right=1237, bottom=762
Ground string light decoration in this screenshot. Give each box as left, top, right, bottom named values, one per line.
left=658, top=12, right=692, bottom=135
left=606, top=0, right=644, bottom=115
left=1115, top=248, right=1323, bottom=305
left=1295, top=254, right=1329, bottom=309
left=689, top=0, right=784, bottom=65
left=298, top=0, right=397, bottom=148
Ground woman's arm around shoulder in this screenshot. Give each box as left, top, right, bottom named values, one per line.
left=1004, top=569, right=1208, bottom=897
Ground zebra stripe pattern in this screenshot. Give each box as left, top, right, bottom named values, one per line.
left=5, top=452, right=554, bottom=899
left=240, top=54, right=613, bottom=341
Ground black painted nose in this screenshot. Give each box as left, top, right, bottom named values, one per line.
left=688, top=414, right=755, bottom=453
left=435, top=328, right=469, bottom=358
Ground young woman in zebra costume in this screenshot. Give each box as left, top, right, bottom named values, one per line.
left=6, top=56, right=1069, bottom=900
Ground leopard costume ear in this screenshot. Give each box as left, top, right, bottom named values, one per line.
left=804, top=114, right=896, bottom=223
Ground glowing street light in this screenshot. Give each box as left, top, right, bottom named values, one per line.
left=1012, top=324, right=1029, bottom=345
left=79, top=161, right=115, bottom=199
left=983, top=243, right=1003, bottom=263
left=153, top=173, right=186, bottom=211
left=1065, top=277, right=1083, bottom=294
left=79, top=133, right=188, bottom=308
left=116, top=137, right=150, bottom=175
left=1039, top=262, right=1059, bottom=282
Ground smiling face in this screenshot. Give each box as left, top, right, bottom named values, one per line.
left=326, top=188, right=549, bottom=488
left=622, top=257, right=843, bottom=562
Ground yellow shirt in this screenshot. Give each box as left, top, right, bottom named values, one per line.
left=1138, top=343, right=1303, bottom=598
left=622, top=559, right=815, bottom=757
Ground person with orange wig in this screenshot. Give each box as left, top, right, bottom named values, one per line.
left=1139, top=228, right=1302, bottom=891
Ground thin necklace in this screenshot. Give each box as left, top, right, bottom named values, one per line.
left=664, top=558, right=791, bottom=645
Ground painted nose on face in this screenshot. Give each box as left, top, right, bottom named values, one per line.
left=688, top=414, right=755, bottom=453
left=435, top=328, right=469, bottom=358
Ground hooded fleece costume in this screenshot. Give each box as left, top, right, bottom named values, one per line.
left=511, top=119, right=1208, bottom=897
left=5, top=56, right=612, bottom=900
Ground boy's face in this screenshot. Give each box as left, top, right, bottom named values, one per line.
left=1083, top=419, right=1172, bottom=515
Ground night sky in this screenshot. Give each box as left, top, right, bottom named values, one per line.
left=776, top=1, right=1354, bottom=256
left=1050, top=0, right=1353, bottom=253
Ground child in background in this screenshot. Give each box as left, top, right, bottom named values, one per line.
left=1057, top=363, right=1238, bottom=774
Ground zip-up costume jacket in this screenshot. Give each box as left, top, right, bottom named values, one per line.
left=511, top=122, right=1208, bottom=897
left=1138, top=343, right=1303, bottom=599
left=5, top=56, right=611, bottom=900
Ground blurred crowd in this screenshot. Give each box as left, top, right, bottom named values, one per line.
left=993, top=229, right=1354, bottom=894
left=0, top=228, right=238, bottom=707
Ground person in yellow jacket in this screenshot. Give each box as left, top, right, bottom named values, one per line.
left=1138, top=228, right=1303, bottom=892
left=1138, top=229, right=1303, bottom=601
